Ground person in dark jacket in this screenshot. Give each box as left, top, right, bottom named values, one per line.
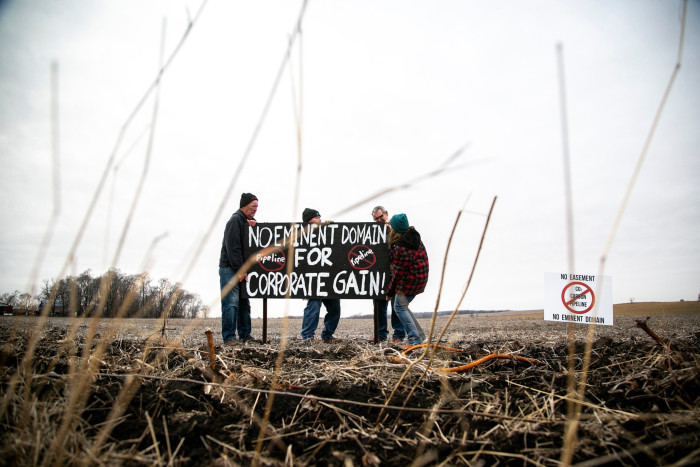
left=386, top=213, right=428, bottom=346
left=219, top=192, right=258, bottom=344
left=299, top=208, right=342, bottom=343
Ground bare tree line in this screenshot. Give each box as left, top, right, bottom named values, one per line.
left=0, top=268, right=205, bottom=319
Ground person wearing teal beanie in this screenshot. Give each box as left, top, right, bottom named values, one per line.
left=386, top=213, right=428, bottom=346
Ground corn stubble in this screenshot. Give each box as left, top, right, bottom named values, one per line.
left=1, top=312, right=698, bottom=466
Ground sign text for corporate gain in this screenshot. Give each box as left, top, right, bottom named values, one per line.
left=242, top=222, right=391, bottom=300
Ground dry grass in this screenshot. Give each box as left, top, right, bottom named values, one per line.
left=493, top=300, right=700, bottom=320
left=1, top=304, right=698, bottom=465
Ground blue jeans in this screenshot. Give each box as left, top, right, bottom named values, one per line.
left=374, top=299, right=405, bottom=341
left=301, top=299, right=341, bottom=340
left=219, top=267, right=251, bottom=342
left=392, top=294, right=425, bottom=346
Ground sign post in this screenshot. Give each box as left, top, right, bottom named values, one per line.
left=262, top=298, right=267, bottom=343
left=372, top=300, right=380, bottom=344
left=545, top=272, right=613, bottom=326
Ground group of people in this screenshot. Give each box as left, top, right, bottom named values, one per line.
left=218, top=193, right=429, bottom=347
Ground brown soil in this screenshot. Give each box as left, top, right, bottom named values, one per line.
left=1, top=311, right=699, bottom=465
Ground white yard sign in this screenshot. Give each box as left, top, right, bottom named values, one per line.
left=544, top=272, right=613, bottom=326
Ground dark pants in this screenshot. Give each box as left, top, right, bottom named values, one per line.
left=219, top=267, right=251, bottom=342
left=301, top=299, right=341, bottom=340
left=374, top=298, right=405, bottom=341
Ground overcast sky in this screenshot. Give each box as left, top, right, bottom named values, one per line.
left=1, top=0, right=698, bottom=319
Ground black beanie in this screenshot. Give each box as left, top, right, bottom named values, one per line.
left=302, top=208, right=320, bottom=222
left=240, top=192, right=258, bottom=208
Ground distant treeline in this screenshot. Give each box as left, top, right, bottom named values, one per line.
left=0, top=268, right=204, bottom=319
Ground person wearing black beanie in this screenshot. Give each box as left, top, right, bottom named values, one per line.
left=299, top=209, right=342, bottom=344
left=218, top=192, right=260, bottom=345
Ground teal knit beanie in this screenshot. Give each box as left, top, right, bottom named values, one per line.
left=389, top=213, right=409, bottom=233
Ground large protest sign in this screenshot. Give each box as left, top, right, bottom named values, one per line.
left=242, top=222, right=390, bottom=299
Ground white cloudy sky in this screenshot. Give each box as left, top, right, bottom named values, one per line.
left=1, top=0, right=698, bottom=319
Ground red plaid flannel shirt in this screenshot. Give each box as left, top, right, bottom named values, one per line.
left=387, top=239, right=429, bottom=297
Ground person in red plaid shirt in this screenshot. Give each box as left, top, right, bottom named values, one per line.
left=386, top=213, right=429, bottom=346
